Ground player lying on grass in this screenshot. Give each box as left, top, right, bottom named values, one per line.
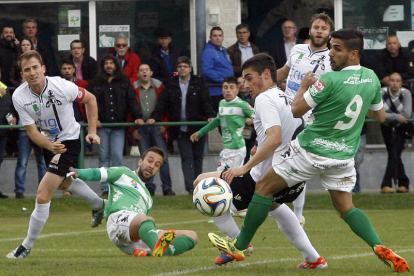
left=194, top=53, right=326, bottom=268
left=69, top=147, right=198, bottom=257
left=208, top=29, right=409, bottom=273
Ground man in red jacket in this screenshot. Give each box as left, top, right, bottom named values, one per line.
left=129, top=64, right=175, bottom=196
left=108, top=36, right=141, bottom=84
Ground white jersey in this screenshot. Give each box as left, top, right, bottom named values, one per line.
left=250, top=87, right=303, bottom=182
left=13, top=76, right=86, bottom=142
left=285, top=44, right=331, bottom=97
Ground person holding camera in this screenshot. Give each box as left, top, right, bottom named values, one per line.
left=380, top=72, right=412, bottom=194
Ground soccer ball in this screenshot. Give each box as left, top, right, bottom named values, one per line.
left=193, top=177, right=233, bottom=217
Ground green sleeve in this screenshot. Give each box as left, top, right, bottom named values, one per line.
left=76, top=168, right=102, bottom=181
left=197, top=117, right=221, bottom=137
left=242, top=101, right=254, bottom=118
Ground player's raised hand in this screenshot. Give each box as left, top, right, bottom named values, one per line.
left=86, top=133, right=100, bottom=144
left=51, top=141, right=67, bottom=154
left=299, top=72, right=318, bottom=89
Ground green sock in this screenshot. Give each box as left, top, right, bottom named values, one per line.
left=138, top=220, right=159, bottom=250
left=344, top=208, right=383, bottom=248
left=163, top=236, right=196, bottom=256
left=235, top=192, right=272, bottom=250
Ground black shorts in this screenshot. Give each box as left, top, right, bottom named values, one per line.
left=43, top=139, right=80, bottom=177
left=229, top=171, right=305, bottom=211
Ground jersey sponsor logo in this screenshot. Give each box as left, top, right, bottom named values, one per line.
left=313, top=79, right=325, bottom=92
left=310, top=138, right=354, bottom=154
left=343, top=76, right=373, bottom=85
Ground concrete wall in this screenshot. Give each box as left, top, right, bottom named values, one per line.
left=205, top=0, right=240, bottom=48
left=1, top=147, right=413, bottom=197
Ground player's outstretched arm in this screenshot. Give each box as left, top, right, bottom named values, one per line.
left=81, top=90, right=100, bottom=144
left=367, top=107, right=386, bottom=123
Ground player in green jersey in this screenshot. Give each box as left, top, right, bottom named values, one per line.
left=190, top=76, right=254, bottom=170
left=69, top=147, right=198, bottom=257
left=208, top=29, right=409, bottom=272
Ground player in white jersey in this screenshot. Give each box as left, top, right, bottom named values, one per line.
left=209, top=30, right=409, bottom=273
left=276, top=13, right=334, bottom=225
left=204, top=53, right=327, bottom=269
left=7, top=50, right=104, bottom=259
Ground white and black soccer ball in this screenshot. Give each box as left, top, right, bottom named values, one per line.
left=193, top=177, right=233, bottom=217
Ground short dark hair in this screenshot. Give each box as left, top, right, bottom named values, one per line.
left=223, top=76, right=238, bottom=85
left=61, top=58, right=75, bottom=68
left=18, top=50, right=43, bottom=71
left=310, top=13, right=334, bottom=32
left=141, top=147, right=166, bottom=162
left=177, top=56, right=192, bottom=68
left=139, top=63, right=152, bottom=71
left=1, top=25, right=15, bottom=33
left=210, top=26, right=223, bottom=37
left=330, top=28, right=364, bottom=57
left=154, top=28, right=172, bottom=38
left=241, top=53, right=277, bottom=83
left=70, top=40, right=84, bottom=49
left=236, top=23, right=249, bottom=32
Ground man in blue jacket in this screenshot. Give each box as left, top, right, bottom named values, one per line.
left=201, top=27, right=234, bottom=113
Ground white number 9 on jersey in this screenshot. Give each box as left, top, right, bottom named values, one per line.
left=334, top=95, right=363, bottom=130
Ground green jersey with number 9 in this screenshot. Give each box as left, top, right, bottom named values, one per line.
left=298, top=65, right=383, bottom=160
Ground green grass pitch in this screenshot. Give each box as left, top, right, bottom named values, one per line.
left=0, top=194, right=413, bottom=276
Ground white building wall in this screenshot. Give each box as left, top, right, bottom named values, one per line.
left=205, top=0, right=241, bottom=48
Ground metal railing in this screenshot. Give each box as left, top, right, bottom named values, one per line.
left=3, top=118, right=414, bottom=168
left=2, top=121, right=209, bottom=169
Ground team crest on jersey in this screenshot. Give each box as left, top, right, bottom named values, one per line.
left=46, top=90, right=62, bottom=108
left=310, top=57, right=326, bottom=71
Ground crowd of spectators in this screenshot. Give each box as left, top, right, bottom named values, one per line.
left=1, top=15, right=414, bottom=198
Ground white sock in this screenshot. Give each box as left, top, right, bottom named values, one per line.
left=268, top=203, right=319, bottom=262
left=22, top=201, right=51, bottom=249
left=212, top=211, right=240, bottom=238
left=293, top=185, right=306, bottom=221
left=66, top=178, right=104, bottom=210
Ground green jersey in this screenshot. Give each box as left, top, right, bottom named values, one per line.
left=298, top=65, right=383, bottom=159
left=197, top=96, right=254, bottom=149
left=76, top=166, right=152, bottom=220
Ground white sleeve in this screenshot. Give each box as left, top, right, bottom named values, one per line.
left=256, top=94, right=281, bottom=132
left=303, top=91, right=318, bottom=108
left=60, top=78, right=80, bottom=102
left=12, top=95, right=35, bottom=126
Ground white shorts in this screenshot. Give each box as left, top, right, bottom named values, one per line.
left=272, top=139, right=356, bottom=192
left=217, top=147, right=246, bottom=171
left=106, top=210, right=160, bottom=255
